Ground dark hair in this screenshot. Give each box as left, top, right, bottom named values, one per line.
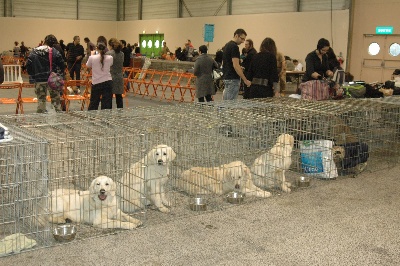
left=246, top=39, right=254, bottom=48
left=134, top=47, right=140, bottom=54
left=259, top=37, right=277, bottom=56
left=44, top=34, right=58, bottom=47
left=199, top=45, right=207, bottom=54
left=293, top=59, right=298, bottom=63
left=84, top=37, right=90, bottom=42
left=108, top=38, right=122, bottom=53
left=317, top=38, right=330, bottom=50
left=234, top=28, right=247, bottom=37
left=73, top=36, right=79, bottom=41
left=97, top=42, right=106, bottom=69
left=120, top=39, right=127, bottom=46
left=97, top=36, right=107, bottom=45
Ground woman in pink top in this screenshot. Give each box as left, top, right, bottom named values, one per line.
left=86, top=42, right=113, bottom=110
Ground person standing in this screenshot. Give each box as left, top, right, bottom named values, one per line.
left=161, top=41, right=170, bottom=59
left=246, top=37, right=279, bottom=99
left=276, top=50, right=287, bottom=94
left=106, top=38, right=124, bottom=108
left=13, top=41, right=21, bottom=58
left=66, top=36, right=85, bottom=80
left=83, top=37, right=95, bottom=62
left=241, top=39, right=257, bottom=99
left=20, top=41, right=28, bottom=58
left=120, top=40, right=131, bottom=68
left=26, top=34, right=65, bottom=113
left=0, top=60, right=4, bottom=84
left=185, top=39, right=194, bottom=61
left=86, top=42, right=113, bottom=110
left=222, top=28, right=251, bottom=100
left=193, top=45, right=219, bottom=102
left=302, top=38, right=333, bottom=82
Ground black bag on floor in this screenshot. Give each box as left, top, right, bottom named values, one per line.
left=365, top=83, right=384, bottom=98
left=340, top=142, right=369, bottom=169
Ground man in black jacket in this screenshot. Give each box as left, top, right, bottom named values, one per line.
left=26, top=34, right=65, bottom=113
left=66, top=36, right=85, bottom=80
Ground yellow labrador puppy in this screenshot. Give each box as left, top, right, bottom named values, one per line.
left=47, top=176, right=142, bottom=229
left=176, top=161, right=271, bottom=197
left=120, top=144, right=176, bottom=213
left=251, top=134, right=294, bottom=192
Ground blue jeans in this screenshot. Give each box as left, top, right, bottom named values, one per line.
left=223, top=79, right=240, bottom=100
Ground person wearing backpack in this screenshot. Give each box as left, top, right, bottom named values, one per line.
left=26, top=34, right=65, bottom=113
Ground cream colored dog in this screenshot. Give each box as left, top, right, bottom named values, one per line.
left=251, top=134, right=294, bottom=192
left=120, top=144, right=176, bottom=213
left=47, top=176, right=142, bottom=229
left=175, top=161, right=271, bottom=198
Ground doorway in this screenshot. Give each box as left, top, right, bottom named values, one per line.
left=139, top=34, right=164, bottom=58
left=360, top=34, right=400, bottom=83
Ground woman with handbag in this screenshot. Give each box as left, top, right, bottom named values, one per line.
left=245, top=37, right=279, bottom=99
left=26, top=34, right=65, bottom=113
left=86, top=42, right=113, bottom=110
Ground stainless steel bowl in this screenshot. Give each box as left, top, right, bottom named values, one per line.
left=296, top=176, right=311, bottom=188
left=226, top=191, right=245, bottom=204
left=189, top=196, right=207, bottom=211
left=53, top=224, right=77, bottom=242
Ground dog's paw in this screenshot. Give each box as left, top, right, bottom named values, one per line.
left=257, top=190, right=272, bottom=198
left=282, top=182, right=292, bottom=193
left=158, top=206, right=171, bottom=213
left=122, top=220, right=142, bottom=229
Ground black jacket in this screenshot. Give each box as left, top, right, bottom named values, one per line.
left=26, top=46, right=65, bottom=83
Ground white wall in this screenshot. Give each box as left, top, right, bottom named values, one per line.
left=1, top=10, right=349, bottom=69
left=117, top=10, right=349, bottom=67
left=0, top=17, right=117, bottom=53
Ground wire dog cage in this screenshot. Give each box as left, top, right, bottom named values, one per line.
left=1, top=97, right=399, bottom=257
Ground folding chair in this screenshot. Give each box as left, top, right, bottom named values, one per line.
left=2, top=64, right=23, bottom=84
left=0, top=82, right=22, bottom=114
left=63, top=80, right=89, bottom=112
left=177, top=73, right=195, bottom=102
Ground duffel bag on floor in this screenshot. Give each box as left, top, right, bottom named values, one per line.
left=343, top=84, right=366, bottom=98
left=300, top=80, right=330, bottom=101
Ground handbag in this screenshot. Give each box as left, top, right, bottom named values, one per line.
left=213, top=68, right=223, bottom=80
left=47, top=48, right=64, bottom=92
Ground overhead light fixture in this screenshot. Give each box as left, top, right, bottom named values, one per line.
left=143, top=30, right=146, bottom=34
left=156, top=30, right=159, bottom=34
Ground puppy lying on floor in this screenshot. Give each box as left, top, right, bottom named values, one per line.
left=251, top=134, right=294, bottom=192
left=47, top=175, right=142, bottom=229
left=175, top=161, right=271, bottom=198
left=120, top=144, right=176, bottom=213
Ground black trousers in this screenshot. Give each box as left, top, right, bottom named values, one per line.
left=198, top=94, right=213, bottom=102
left=88, top=80, right=113, bottom=110
left=68, top=62, right=81, bottom=80
left=114, top=94, right=123, bottom=108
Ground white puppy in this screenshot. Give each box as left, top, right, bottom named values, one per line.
left=251, top=134, right=294, bottom=192
left=120, top=144, right=176, bottom=213
left=47, top=176, right=142, bottom=229
left=176, top=161, right=271, bottom=197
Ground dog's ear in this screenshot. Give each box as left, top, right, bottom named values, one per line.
left=168, top=147, right=176, bottom=162
left=108, top=177, right=116, bottom=196
left=89, top=177, right=98, bottom=195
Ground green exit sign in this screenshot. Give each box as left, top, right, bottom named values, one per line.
left=376, top=26, right=393, bottom=34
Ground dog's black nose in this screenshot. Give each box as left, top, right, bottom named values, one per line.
left=100, top=189, right=106, bottom=194
left=235, top=184, right=240, bottom=189
left=158, top=159, right=164, bottom=165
